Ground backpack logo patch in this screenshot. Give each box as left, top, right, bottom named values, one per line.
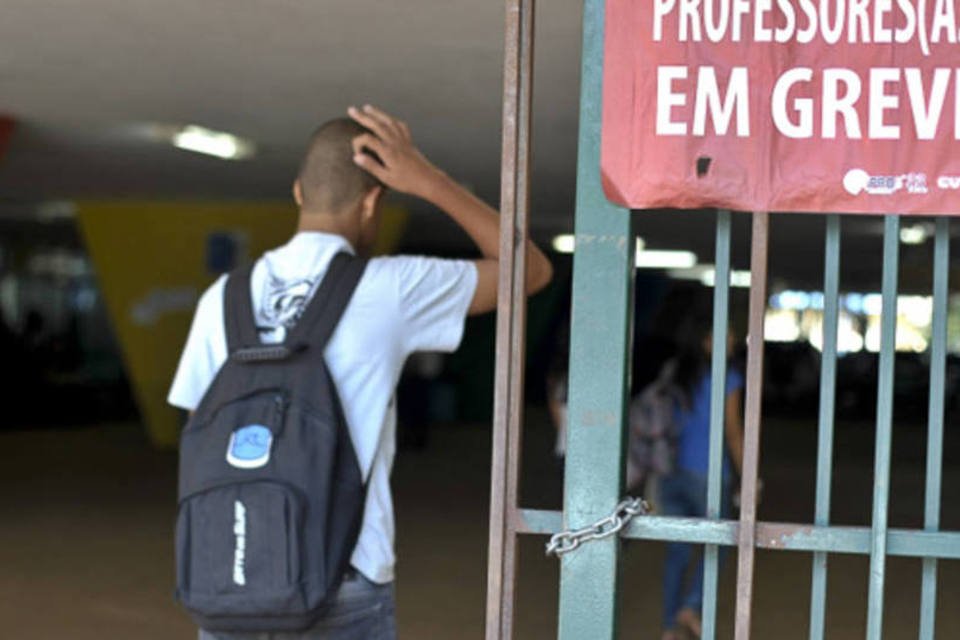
left=226, top=425, right=273, bottom=469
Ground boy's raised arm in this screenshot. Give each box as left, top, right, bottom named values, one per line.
left=348, top=104, right=553, bottom=315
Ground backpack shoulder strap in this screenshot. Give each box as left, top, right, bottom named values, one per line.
left=223, top=263, right=259, bottom=353
left=285, top=252, right=368, bottom=350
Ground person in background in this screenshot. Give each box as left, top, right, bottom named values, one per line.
left=660, top=313, right=744, bottom=640
left=546, top=353, right=569, bottom=459
left=544, top=317, right=572, bottom=460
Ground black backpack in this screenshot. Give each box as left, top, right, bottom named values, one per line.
left=175, top=252, right=368, bottom=632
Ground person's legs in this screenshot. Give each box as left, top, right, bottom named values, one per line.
left=675, top=472, right=707, bottom=625
left=679, top=476, right=733, bottom=629
left=662, top=540, right=693, bottom=630
left=680, top=563, right=705, bottom=627
left=659, top=473, right=695, bottom=631
left=197, top=572, right=396, bottom=640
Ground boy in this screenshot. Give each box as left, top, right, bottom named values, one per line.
left=168, top=105, right=552, bottom=638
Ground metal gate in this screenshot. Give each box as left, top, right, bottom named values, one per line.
left=485, top=0, right=960, bottom=638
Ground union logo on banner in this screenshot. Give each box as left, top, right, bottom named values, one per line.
left=601, top=0, right=960, bottom=215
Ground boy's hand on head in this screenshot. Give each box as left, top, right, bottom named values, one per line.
left=348, top=105, right=442, bottom=198
left=348, top=104, right=553, bottom=311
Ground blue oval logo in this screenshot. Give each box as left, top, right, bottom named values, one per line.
left=226, top=425, right=273, bottom=469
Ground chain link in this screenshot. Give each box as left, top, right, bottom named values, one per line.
left=545, top=496, right=649, bottom=557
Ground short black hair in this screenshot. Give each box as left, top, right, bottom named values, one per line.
left=297, top=118, right=381, bottom=212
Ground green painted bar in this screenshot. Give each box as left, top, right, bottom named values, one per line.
left=758, top=525, right=960, bottom=559
left=517, top=509, right=564, bottom=535
left=525, top=509, right=738, bottom=545
left=630, top=517, right=739, bottom=546
left=866, top=215, right=900, bottom=640
left=524, top=510, right=737, bottom=545
left=920, top=217, right=949, bottom=640
left=556, top=0, right=635, bottom=637
left=810, top=215, right=841, bottom=640
left=759, top=523, right=869, bottom=555
left=521, top=509, right=960, bottom=559
left=891, top=530, right=960, bottom=559
left=702, top=210, right=732, bottom=640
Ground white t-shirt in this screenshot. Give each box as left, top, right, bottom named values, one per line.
left=168, top=231, right=477, bottom=584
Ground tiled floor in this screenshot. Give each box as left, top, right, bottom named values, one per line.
left=0, top=414, right=957, bottom=639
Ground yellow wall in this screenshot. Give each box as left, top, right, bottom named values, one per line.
left=77, top=201, right=407, bottom=448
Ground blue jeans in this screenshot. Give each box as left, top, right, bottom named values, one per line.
left=658, top=469, right=733, bottom=630
left=198, top=571, right=396, bottom=640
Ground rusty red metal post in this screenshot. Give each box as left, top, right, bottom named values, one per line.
left=734, top=211, right=770, bottom=640
left=485, top=1, right=535, bottom=639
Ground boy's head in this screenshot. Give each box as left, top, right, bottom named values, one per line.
left=294, top=118, right=382, bottom=215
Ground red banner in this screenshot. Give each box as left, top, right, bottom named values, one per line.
left=601, top=0, right=960, bottom=214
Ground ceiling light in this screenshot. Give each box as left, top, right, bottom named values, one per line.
left=668, top=265, right=751, bottom=288
left=899, top=224, right=928, bottom=245
left=729, top=270, right=752, bottom=288
left=636, top=249, right=697, bottom=269
left=551, top=235, right=646, bottom=255
left=551, top=234, right=575, bottom=254
left=668, top=265, right=712, bottom=281
left=771, top=290, right=823, bottom=311
left=697, top=268, right=752, bottom=288
left=35, top=201, right=76, bottom=222
left=171, top=125, right=256, bottom=160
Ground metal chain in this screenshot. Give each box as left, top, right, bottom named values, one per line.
left=545, top=496, right=649, bottom=557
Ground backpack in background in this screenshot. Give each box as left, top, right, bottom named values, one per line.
left=175, top=253, right=367, bottom=632
left=626, top=360, right=681, bottom=492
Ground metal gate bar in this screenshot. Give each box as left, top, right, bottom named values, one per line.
left=809, top=214, right=841, bottom=640
left=702, top=210, right=732, bottom=640
left=485, top=0, right=535, bottom=638
left=867, top=215, right=901, bottom=638
left=518, top=510, right=960, bottom=558
left=734, top=212, right=771, bottom=639
left=556, top=0, right=635, bottom=634
left=920, top=217, right=950, bottom=640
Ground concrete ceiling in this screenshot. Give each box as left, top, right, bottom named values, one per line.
left=0, top=1, right=953, bottom=292
left=0, top=0, right=580, bottom=222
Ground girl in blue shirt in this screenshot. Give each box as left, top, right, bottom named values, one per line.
left=660, top=315, right=744, bottom=640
